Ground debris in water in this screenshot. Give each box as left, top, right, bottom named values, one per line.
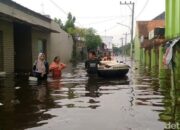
left=15, top=86, right=21, bottom=89
left=11, top=99, right=20, bottom=105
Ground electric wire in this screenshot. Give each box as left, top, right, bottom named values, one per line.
left=135, top=0, right=149, bottom=19
left=48, top=0, right=84, bottom=27
left=48, top=0, right=67, bottom=15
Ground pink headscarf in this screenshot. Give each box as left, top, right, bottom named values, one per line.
left=36, top=53, right=46, bottom=74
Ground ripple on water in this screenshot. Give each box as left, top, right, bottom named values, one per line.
left=0, top=61, right=171, bottom=130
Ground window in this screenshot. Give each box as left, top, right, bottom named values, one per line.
left=37, top=39, right=47, bottom=54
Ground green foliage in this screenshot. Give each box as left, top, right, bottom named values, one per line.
left=74, top=27, right=86, bottom=38
left=54, top=12, right=102, bottom=60
left=113, top=44, right=131, bottom=55
left=54, top=12, right=76, bottom=36
left=54, top=18, right=64, bottom=30
left=113, top=46, right=121, bottom=54
left=64, top=13, right=76, bottom=35
left=84, top=28, right=102, bottom=50
left=119, top=43, right=131, bottom=56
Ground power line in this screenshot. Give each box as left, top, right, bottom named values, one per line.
left=98, top=24, right=119, bottom=33
left=85, top=17, right=119, bottom=25
left=74, top=15, right=130, bottom=19
left=120, top=1, right=135, bottom=59
left=135, top=0, right=149, bottom=19
left=48, top=0, right=83, bottom=27
left=48, top=0, right=67, bottom=15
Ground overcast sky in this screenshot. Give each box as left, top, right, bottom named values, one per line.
left=13, top=0, right=165, bottom=45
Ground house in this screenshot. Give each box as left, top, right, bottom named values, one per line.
left=163, top=0, right=180, bottom=80
left=0, top=0, right=73, bottom=73
left=97, top=43, right=108, bottom=56
left=101, top=36, right=113, bottom=49
left=134, top=20, right=165, bottom=66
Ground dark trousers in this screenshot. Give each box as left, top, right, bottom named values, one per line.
left=34, top=72, right=47, bottom=80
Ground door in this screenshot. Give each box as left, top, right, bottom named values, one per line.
left=14, top=22, right=32, bottom=72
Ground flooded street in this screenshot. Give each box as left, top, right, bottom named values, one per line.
left=0, top=57, right=180, bottom=130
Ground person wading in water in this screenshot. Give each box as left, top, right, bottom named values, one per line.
left=49, top=56, right=66, bottom=79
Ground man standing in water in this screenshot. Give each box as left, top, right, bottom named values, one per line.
left=85, top=51, right=100, bottom=75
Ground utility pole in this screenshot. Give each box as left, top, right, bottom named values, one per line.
left=120, top=1, right=135, bottom=60
left=123, top=32, right=129, bottom=61
left=120, top=37, right=124, bottom=60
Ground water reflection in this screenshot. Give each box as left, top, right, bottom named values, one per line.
left=48, top=63, right=130, bottom=110
left=0, top=76, right=56, bottom=130
left=158, top=68, right=180, bottom=129
left=0, top=61, right=180, bottom=130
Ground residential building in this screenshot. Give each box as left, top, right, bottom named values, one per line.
left=0, top=0, right=73, bottom=73
left=134, top=20, right=165, bottom=66
left=101, top=36, right=113, bottom=50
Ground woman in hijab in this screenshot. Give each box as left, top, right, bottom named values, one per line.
left=33, top=53, right=49, bottom=80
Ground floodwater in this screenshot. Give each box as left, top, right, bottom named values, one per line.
left=0, top=57, right=180, bottom=130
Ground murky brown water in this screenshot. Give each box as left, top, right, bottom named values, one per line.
left=0, top=58, right=180, bottom=130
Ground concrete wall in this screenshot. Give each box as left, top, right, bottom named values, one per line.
left=31, top=29, right=50, bottom=64
left=0, top=0, right=74, bottom=73
left=174, top=48, right=180, bottom=84
left=134, top=27, right=141, bottom=62
left=50, top=21, right=73, bottom=63
left=0, top=1, right=73, bottom=73
left=151, top=48, right=159, bottom=67
left=0, top=19, right=14, bottom=73
left=0, top=20, right=73, bottom=73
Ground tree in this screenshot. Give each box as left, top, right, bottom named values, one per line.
left=119, top=43, right=131, bottom=56
left=64, top=12, right=76, bottom=34
left=62, top=12, right=78, bottom=61
left=113, top=46, right=121, bottom=55
left=54, top=13, right=102, bottom=60
left=84, top=28, right=102, bottom=51
left=54, top=18, right=64, bottom=30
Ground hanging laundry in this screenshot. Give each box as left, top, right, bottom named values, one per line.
left=163, top=37, right=180, bottom=66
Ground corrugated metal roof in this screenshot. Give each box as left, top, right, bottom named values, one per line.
left=153, top=12, right=165, bottom=20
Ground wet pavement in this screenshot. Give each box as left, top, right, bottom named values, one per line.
left=0, top=57, right=180, bottom=130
